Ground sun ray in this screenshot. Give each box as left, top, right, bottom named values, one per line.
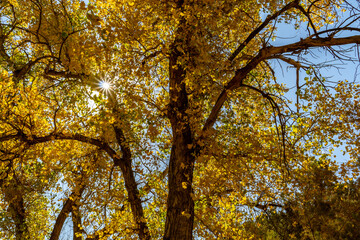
left=98, top=80, right=113, bottom=94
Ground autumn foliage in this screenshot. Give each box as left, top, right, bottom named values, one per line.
left=1, top=0, right=360, bottom=239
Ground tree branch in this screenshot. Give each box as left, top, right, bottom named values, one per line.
left=203, top=35, right=360, bottom=133
left=228, top=0, right=300, bottom=62
left=49, top=183, right=86, bottom=240
left=1, top=124, right=150, bottom=239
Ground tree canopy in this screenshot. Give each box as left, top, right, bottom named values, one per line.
left=1, top=0, right=360, bottom=239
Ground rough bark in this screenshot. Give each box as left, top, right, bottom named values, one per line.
left=4, top=181, right=29, bottom=240
left=113, top=125, right=151, bottom=240
left=204, top=35, right=360, bottom=132
left=72, top=205, right=83, bottom=240
left=4, top=127, right=150, bottom=240
left=163, top=130, right=195, bottom=240
left=164, top=9, right=195, bottom=238
left=49, top=184, right=85, bottom=240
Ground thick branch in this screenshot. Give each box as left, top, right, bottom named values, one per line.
left=2, top=127, right=150, bottom=239
left=18, top=132, right=124, bottom=165
left=113, top=125, right=132, bottom=161
left=12, top=55, right=56, bottom=79
left=72, top=205, right=83, bottom=240
left=266, top=35, right=360, bottom=55
left=203, top=35, right=360, bottom=132
left=228, top=0, right=300, bottom=62
left=112, top=124, right=150, bottom=240
left=45, top=69, right=86, bottom=80
left=0, top=133, right=20, bottom=142
left=49, top=183, right=86, bottom=240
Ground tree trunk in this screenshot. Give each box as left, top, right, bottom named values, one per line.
left=50, top=184, right=85, bottom=240
left=7, top=194, right=29, bottom=240
left=163, top=131, right=195, bottom=240
left=119, top=161, right=150, bottom=240
left=3, top=180, right=29, bottom=240
left=164, top=15, right=195, bottom=238
left=72, top=205, right=83, bottom=240
left=113, top=125, right=151, bottom=240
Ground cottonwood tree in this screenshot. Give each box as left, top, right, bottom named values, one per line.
left=244, top=159, right=360, bottom=239
left=1, top=0, right=360, bottom=239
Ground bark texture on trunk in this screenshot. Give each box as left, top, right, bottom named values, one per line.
left=72, top=204, right=83, bottom=240
left=50, top=184, right=85, bottom=240
left=4, top=182, right=29, bottom=240
left=113, top=125, right=151, bottom=240
left=163, top=132, right=195, bottom=240
left=164, top=5, right=195, bottom=238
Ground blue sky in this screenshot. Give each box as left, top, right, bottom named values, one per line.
left=269, top=10, right=359, bottom=163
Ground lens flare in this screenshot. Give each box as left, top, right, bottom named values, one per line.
left=98, top=80, right=113, bottom=94
left=100, top=81, right=111, bottom=90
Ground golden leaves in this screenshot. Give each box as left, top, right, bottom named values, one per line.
left=80, top=1, right=86, bottom=10
left=1, top=0, right=360, bottom=239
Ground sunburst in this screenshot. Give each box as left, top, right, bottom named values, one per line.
left=98, top=79, right=113, bottom=94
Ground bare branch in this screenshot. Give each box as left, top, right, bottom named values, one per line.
left=203, top=35, right=360, bottom=133
left=228, top=0, right=300, bottom=62
left=269, top=55, right=306, bottom=69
